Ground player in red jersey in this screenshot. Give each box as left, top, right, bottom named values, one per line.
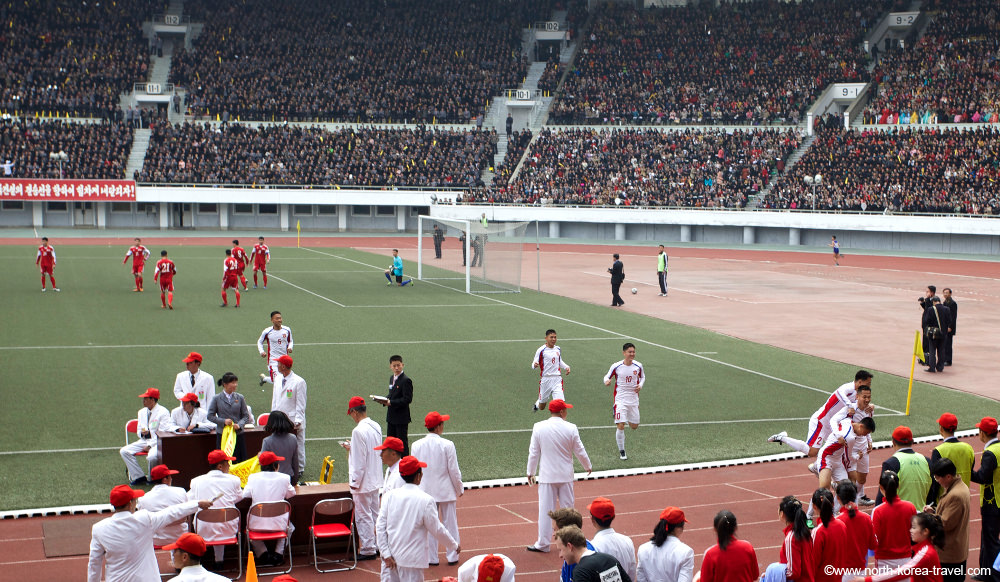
left=36, top=236, right=59, bottom=292
left=250, top=236, right=270, bottom=289
left=231, top=239, right=250, bottom=291
left=153, top=250, right=177, bottom=309
left=221, top=249, right=241, bottom=308
left=123, top=237, right=151, bottom=292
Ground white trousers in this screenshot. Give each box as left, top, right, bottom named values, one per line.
left=426, top=501, right=459, bottom=563
left=120, top=439, right=159, bottom=481
left=381, top=564, right=424, bottom=582
left=534, top=482, right=574, bottom=551
left=295, top=423, right=306, bottom=477
left=353, top=490, right=381, bottom=555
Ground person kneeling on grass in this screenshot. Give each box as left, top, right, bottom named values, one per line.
left=384, top=249, right=413, bottom=287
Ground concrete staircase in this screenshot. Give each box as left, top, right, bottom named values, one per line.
left=126, top=129, right=152, bottom=180
left=748, top=133, right=815, bottom=208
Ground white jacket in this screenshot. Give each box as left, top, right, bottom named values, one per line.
left=412, top=433, right=463, bottom=502
left=376, top=483, right=458, bottom=568
left=526, top=416, right=591, bottom=483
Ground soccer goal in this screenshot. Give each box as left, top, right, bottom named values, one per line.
left=417, top=215, right=534, bottom=293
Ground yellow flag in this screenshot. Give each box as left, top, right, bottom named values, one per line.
left=220, top=425, right=237, bottom=456
left=228, top=455, right=260, bottom=487
left=913, top=329, right=924, bottom=358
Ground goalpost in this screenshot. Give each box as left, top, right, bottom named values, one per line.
left=417, top=215, right=534, bottom=293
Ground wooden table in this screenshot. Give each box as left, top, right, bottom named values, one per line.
left=157, top=428, right=266, bottom=489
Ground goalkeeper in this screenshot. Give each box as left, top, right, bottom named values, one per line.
left=384, top=249, right=413, bottom=286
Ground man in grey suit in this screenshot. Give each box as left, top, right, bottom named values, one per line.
left=207, top=372, right=252, bottom=461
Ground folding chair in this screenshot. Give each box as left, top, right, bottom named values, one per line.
left=256, top=413, right=270, bottom=428
left=194, top=507, right=242, bottom=581
left=310, top=498, right=357, bottom=572
left=247, top=501, right=293, bottom=576
left=124, top=419, right=149, bottom=480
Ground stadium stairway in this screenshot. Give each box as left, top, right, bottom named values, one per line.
left=125, top=129, right=151, bottom=180
left=749, top=133, right=815, bottom=208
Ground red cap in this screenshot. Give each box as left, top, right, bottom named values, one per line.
left=977, top=417, right=999, bottom=434
left=180, top=392, right=199, bottom=403
left=398, top=455, right=427, bottom=476
left=258, top=451, right=284, bottom=466
left=374, top=437, right=405, bottom=453
left=937, top=413, right=958, bottom=431
left=892, top=426, right=914, bottom=445
left=588, top=497, right=616, bottom=520
left=347, top=396, right=365, bottom=412
left=182, top=352, right=202, bottom=363
left=548, top=399, right=573, bottom=413
left=138, top=387, right=160, bottom=399
left=276, top=355, right=293, bottom=368
left=109, top=484, right=144, bottom=507
left=477, top=555, right=506, bottom=582
left=659, top=506, right=688, bottom=525
left=424, top=411, right=450, bottom=429
left=163, top=532, right=207, bottom=557
left=207, top=449, right=237, bottom=465
left=273, top=576, right=298, bottom=582
left=150, top=465, right=180, bottom=481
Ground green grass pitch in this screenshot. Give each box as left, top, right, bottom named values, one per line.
left=0, top=242, right=990, bottom=510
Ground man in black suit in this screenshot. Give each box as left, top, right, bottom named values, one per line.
left=432, top=224, right=445, bottom=259
left=608, top=253, right=625, bottom=307
left=942, top=287, right=957, bottom=366
left=380, top=354, right=413, bottom=455
left=922, top=296, right=951, bottom=373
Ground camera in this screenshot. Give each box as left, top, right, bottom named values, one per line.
left=918, top=296, right=929, bottom=309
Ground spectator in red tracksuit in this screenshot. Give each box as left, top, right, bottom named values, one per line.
left=778, top=495, right=816, bottom=582
left=835, top=482, right=878, bottom=572
left=849, top=512, right=945, bottom=582
left=811, top=489, right=849, bottom=582
left=700, top=510, right=759, bottom=582
left=872, top=471, right=917, bottom=570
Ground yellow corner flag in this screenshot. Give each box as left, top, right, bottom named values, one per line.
left=296, top=220, right=301, bottom=248
left=905, top=330, right=923, bottom=415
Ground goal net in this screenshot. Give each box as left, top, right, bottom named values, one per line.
left=417, top=215, right=532, bottom=293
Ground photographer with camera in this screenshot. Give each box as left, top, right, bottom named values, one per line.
left=922, top=295, right=952, bottom=373
left=917, top=286, right=937, bottom=365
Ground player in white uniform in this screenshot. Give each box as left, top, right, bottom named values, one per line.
left=831, top=384, right=875, bottom=505
left=257, top=310, right=293, bottom=389
left=768, top=370, right=873, bottom=459
left=810, top=415, right=875, bottom=520
left=531, top=329, right=570, bottom=411
left=603, top=342, right=644, bottom=460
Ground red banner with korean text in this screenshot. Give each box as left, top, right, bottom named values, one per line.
left=0, top=179, right=136, bottom=201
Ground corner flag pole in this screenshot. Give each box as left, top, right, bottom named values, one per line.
left=905, top=330, right=921, bottom=416
left=296, top=220, right=301, bottom=248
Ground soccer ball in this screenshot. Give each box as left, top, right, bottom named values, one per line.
left=631, top=288, right=638, bottom=294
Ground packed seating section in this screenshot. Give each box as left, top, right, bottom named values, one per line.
left=0, top=119, right=133, bottom=180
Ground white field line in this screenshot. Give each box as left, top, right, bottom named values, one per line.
left=0, top=337, right=619, bottom=351
left=267, top=274, right=346, bottom=307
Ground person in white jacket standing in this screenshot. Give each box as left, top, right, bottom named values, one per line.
left=87, top=484, right=212, bottom=582
left=377, top=456, right=460, bottom=582
left=342, top=396, right=384, bottom=560
left=411, top=411, right=464, bottom=566
left=271, top=355, right=307, bottom=478
left=526, top=399, right=592, bottom=553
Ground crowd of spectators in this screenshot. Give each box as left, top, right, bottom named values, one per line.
left=0, top=118, right=134, bottom=179
left=464, top=127, right=801, bottom=207
left=137, top=123, right=496, bottom=187
left=862, top=0, right=999, bottom=125
left=0, top=0, right=160, bottom=119
left=170, top=0, right=564, bottom=123
left=548, top=0, right=882, bottom=126
left=762, top=124, right=1000, bottom=215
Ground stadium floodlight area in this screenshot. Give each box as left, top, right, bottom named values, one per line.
left=417, top=215, right=532, bottom=293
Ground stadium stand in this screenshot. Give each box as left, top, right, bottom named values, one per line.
left=169, top=0, right=563, bottom=123
left=0, top=119, right=134, bottom=180
left=463, top=127, right=802, bottom=207
left=136, top=123, right=496, bottom=187
left=762, top=124, right=1000, bottom=215
left=862, top=0, right=999, bottom=125
left=0, top=0, right=161, bottom=119
left=547, top=0, right=881, bottom=126
left=492, top=129, right=534, bottom=188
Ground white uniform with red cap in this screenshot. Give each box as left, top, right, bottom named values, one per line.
left=526, top=402, right=592, bottom=552
left=169, top=404, right=214, bottom=432
left=377, top=476, right=459, bottom=582
left=271, top=366, right=307, bottom=475
left=412, top=415, right=463, bottom=565
left=458, top=554, right=517, bottom=582
left=349, top=413, right=384, bottom=556
left=136, top=482, right=190, bottom=546
left=173, top=368, right=216, bottom=409
left=121, top=401, right=171, bottom=482
left=87, top=495, right=201, bottom=582
left=188, top=467, right=243, bottom=561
